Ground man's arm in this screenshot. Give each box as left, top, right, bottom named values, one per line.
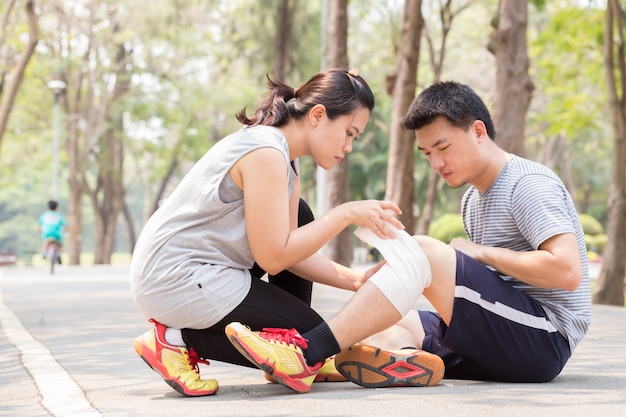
left=450, top=232, right=582, bottom=291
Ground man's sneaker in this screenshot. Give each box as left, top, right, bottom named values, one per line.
left=264, top=356, right=347, bottom=383
left=134, top=319, right=219, bottom=396
left=225, top=322, right=322, bottom=393
left=335, top=344, right=444, bottom=388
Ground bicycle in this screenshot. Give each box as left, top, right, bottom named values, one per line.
left=45, top=239, right=60, bottom=274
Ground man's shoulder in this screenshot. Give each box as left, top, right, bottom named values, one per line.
left=509, top=156, right=558, bottom=178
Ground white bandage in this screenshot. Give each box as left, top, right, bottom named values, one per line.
left=354, top=224, right=431, bottom=316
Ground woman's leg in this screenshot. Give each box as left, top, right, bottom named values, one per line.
left=182, top=275, right=325, bottom=367
left=251, top=198, right=315, bottom=305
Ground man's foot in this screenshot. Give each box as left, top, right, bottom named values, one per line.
left=134, top=319, right=218, bottom=396
left=335, top=345, right=444, bottom=388
left=264, top=356, right=347, bottom=383
left=225, top=322, right=322, bottom=393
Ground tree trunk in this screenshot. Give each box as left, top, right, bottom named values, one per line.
left=385, top=0, right=423, bottom=234
left=90, top=24, right=130, bottom=264
left=321, top=0, right=352, bottom=266
left=91, top=128, right=125, bottom=264
left=417, top=170, right=439, bottom=234
left=273, top=0, right=293, bottom=81
left=594, top=0, right=626, bottom=306
left=65, top=80, right=86, bottom=265
left=0, top=0, right=38, bottom=152
left=488, top=0, right=533, bottom=157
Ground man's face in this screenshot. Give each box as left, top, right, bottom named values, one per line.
left=416, top=117, right=482, bottom=189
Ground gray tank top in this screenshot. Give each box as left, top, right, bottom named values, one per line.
left=130, top=125, right=298, bottom=329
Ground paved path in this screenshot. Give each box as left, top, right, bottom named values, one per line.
left=0, top=265, right=624, bottom=417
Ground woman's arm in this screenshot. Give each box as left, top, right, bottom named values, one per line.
left=288, top=252, right=385, bottom=291
left=231, top=147, right=402, bottom=275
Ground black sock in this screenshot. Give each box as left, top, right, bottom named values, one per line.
left=301, top=322, right=340, bottom=366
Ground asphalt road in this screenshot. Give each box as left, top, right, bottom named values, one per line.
left=1, top=264, right=624, bottom=417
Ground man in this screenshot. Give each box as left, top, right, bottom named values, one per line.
left=38, top=200, right=66, bottom=263
left=334, top=80, right=592, bottom=384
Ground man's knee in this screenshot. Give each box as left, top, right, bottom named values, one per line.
left=412, top=235, right=455, bottom=263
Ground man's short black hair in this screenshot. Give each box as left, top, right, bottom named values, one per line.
left=403, top=81, right=496, bottom=140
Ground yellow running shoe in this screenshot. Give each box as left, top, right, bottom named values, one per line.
left=225, top=322, right=322, bottom=393
left=335, top=344, right=444, bottom=388
left=264, top=356, right=347, bottom=383
left=134, top=319, right=219, bottom=396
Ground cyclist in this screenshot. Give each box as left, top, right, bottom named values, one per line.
left=38, top=200, right=66, bottom=264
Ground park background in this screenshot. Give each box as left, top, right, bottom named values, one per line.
left=0, top=0, right=624, bottom=306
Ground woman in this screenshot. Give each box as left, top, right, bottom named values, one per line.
left=131, top=68, right=403, bottom=396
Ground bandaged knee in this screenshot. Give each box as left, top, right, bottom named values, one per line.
left=354, top=224, right=431, bottom=316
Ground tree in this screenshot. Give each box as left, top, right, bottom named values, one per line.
left=594, top=0, right=626, bottom=306
left=487, top=0, right=534, bottom=157
left=273, top=0, right=294, bottom=81
left=417, top=0, right=473, bottom=235
left=384, top=0, right=424, bottom=233
left=319, top=0, right=353, bottom=265
left=0, top=0, right=38, bottom=153
left=88, top=16, right=130, bottom=264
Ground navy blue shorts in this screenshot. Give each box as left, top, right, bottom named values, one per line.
left=419, top=250, right=571, bottom=382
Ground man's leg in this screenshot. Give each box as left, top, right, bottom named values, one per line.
left=224, top=234, right=455, bottom=392
left=321, top=234, right=455, bottom=351
left=359, top=310, right=425, bottom=349
left=346, top=234, right=457, bottom=350
left=330, top=236, right=455, bottom=388
left=326, top=281, right=403, bottom=349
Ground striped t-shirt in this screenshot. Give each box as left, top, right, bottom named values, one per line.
left=461, top=155, right=591, bottom=352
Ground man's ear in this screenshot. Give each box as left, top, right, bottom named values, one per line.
left=473, top=120, right=488, bottom=142
left=309, top=104, right=326, bottom=125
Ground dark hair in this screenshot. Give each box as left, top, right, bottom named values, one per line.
left=236, top=68, right=375, bottom=127
left=403, top=81, right=496, bottom=140
left=48, top=200, right=58, bottom=210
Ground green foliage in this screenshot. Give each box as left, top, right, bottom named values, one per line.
left=579, top=213, right=604, bottom=236
left=428, top=213, right=467, bottom=243
left=0, top=0, right=616, bottom=262
left=527, top=3, right=609, bottom=217
left=580, top=212, right=606, bottom=255
left=593, top=233, right=608, bottom=254
left=585, top=234, right=607, bottom=255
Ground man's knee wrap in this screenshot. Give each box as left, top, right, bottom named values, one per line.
left=355, top=225, right=431, bottom=316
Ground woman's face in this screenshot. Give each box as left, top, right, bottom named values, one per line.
left=311, top=107, right=370, bottom=170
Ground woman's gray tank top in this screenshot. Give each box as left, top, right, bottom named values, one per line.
left=130, top=125, right=298, bottom=329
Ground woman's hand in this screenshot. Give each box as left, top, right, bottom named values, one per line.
left=352, top=260, right=387, bottom=290
left=341, top=200, right=404, bottom=239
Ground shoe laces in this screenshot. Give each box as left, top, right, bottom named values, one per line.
left=259, top=327, right=309, bottom=349
left=185, top=347, right=210, bottom=373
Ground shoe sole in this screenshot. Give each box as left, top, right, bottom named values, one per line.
left=335, top=345, right=444, bottom=388
left=134, top=338, right=218, bottom=397
left=225, top=324, right=313, bottom=393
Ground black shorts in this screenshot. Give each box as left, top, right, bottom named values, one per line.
left=419, top=250, right=571, bottom=382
